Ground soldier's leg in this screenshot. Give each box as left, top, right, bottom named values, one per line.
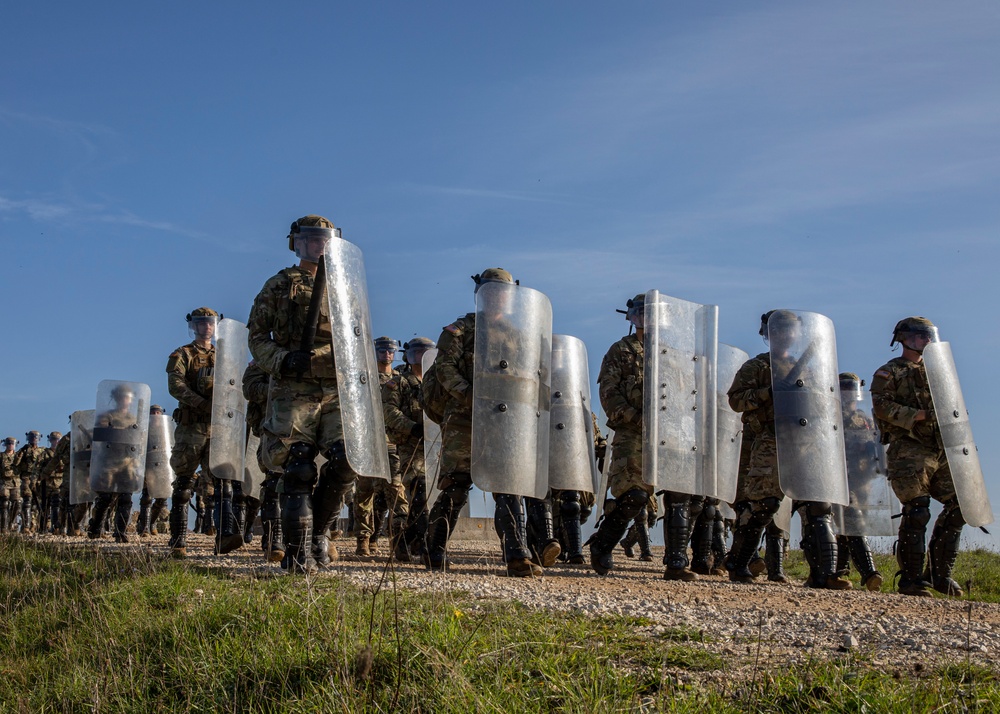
left=192, top=494, right=204, bottom=534
left=558, top=490, right=585, bottom=565
left=137, top=486, right=152, bottom=536
left=728, top=497, right=781, bottom=583
left=380, top=479, right=409, bottom=561
left=371, top=490, right=388, bottom=548
left=525, top=495, right=561, bottom=568
left=113, top=493, right=132, bottom=543
left=711, top=508, right=729, bottom=576
left=71, top=502, right=89, bottom=536
left=0, top=488, right=9, bottom=532
left=690, top=498, right=717, bottom=575
left=48, top=487, right=62, bottom=534
left=232, top=481, right=247, bottom=541
left=312, top=440, right=359, bottom=568
left=88, top=491, right=115, bottom=539
left=280, top=441, right=320, bottom=574
left=353, top=476, right=376, bottom=558
left=494, top=493, right=540, bottom=577
left=764, top=520, right=789, bottom=583
left=844, top=535, right=883, bottom=591
left=926, top=498, right=965, bottom=597
left=589, top=488, right=649, bottom=575
left=620, top=517, right=640, bottom=557
left=37, top=482, right=49, bottom=533
left=148, top=498, right=168, bottom=535
left=662, top=492, right=699, bottom=581
left=260, top=472, right=284, bottom=562
left=835, top=535, right=851, bottom=578
left=202, top=483, right=216, bottom=536
left=798, top=501, right=850, bottom=590
left=424, top=472, right=472, bottom=571
left=896, top=496, right=932, bottom=596
left=401, top=476, right=428, bottom=559
left=168, top=425, right=209, bottom=556
left=20, top=480, right=33, bottom=533
left=243, top=495, right=261, bottom=545
left=215, top=478, right=243, bottom=555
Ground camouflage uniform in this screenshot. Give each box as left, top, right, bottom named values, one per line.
left=87, top=405, right=142, bottom=542
left=166, top=338, right=215, bottom=551
left=872, top=323, right=965, bottom=597
left=13, top=437, right=50, bottom=533
left=40, top=432, right=69, bottom=534
left=383, top=363, right=428, bottom=558
left=0, top=440, right=18, bottom=532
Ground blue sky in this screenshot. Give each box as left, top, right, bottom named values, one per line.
left=2, top=2, right=998, bottom=543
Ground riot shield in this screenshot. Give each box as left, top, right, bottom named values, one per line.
left=835, top=390, right=895, bottom=536
left=244, top=433, right=265, bottom=501
left=471, top=281, right=553, bottom=499
left=421, top=348, right=443, bottom=512
left=769, top=311, right=848, bottom=505
left=923, top=342, right=993, bottom=528
left=642, top=290, right=718, bottom=496
left=90, top=380, right=151, bottom=494
left=773, top=496, right=793, bottom=535
left=716, top=343, right=749, bottom=505
left=548, top=335, right=599, bottom=494
left=209, top=318, right=250, bottom=481
left=596, top=428, right=614, bottom=515
left=323, top=237, right=391, bottom=481
left=69, top=410, right=96, bottom=505
left=144, top=414, right=175, bottom=500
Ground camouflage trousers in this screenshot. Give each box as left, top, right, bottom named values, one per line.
left=886, top=437, right=956, bottom=505
left=744, top=433, right=783, bottom=502
left=607, top=429, right=653, bottom=499
left=733, top=429, right=755, bottom=503
left=261, top=376, right=343, bottom=471
left=439, top=415, right=472, bottom=476
left=354, top=475, right=408, bottom=540
left=170, top=422, right=212, bottom=491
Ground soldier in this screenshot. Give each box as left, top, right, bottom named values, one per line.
left=166, top=307, right=219, bottom=557
left=195, top=470, right=216, bottom=535
left=424, top=268, right=552, bottom=577
left=249, top=215, right=385, bottom=574
left=240, top=362, right=270, bottom=554
left=871, top=318, right=984, bottom=597
left=726, top=310, right=851, bottom=589
left=137, top=405, right=172, bottom=537
left=0, top=437, right=18, bottom=532
left=619, top=496, right=656, bottom=562
left=383, top=337, right=435, bottom=561
left=40, top=431, right=69, bottom=533
left=354, top=336, right=408, bottom=558
left=14, top=430, right=49, bottom=533
left=552, top=413, right=604, bottom=565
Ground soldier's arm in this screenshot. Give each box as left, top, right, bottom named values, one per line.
left=871, top=367, right=922, bottom=431
left=598, top=343, right=639, bottom=428
left=166, top=349, right=210, bottom=410
left=383, top=379, right=417, bottom=438
left=241, top=363, right=270, bottom=404
left=435, top=322, right=472, bottom=403
left=247, top=281, right=289, bottom=378
left=727, top=360, right=771, bottom=414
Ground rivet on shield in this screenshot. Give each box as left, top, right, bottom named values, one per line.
left=660, top=440, right=666, bottom=446
left=556, top=423, right=565, bottom=430
left=691, top=389, right=697, bottom=395
left=692, top=356, right=698, bottom=361
left=953, top=410, right=960, bottom=418
left=963, top=447, right=970, bottom=455
left=796, top=379, right=804, bottom=388
left=353, top=327, right=362, bottom=336
left=130, top=447, right=135, bottom=452
left=499, top=360, right=508, bottom=369
left=498, top=403, right=507, bottom=412
left=799, top=418, right=808, bottom=426
left=833, top=425, right=838, bottom=431
left=691, top=446, right=698, bottom=451
left=691, top=406, right=697, bottom=411
left=359, top=374, right=368, bottom=384
left=229, top=378, right=236, bottom=386
left=227, top=411, right=234, bottom=418
left=660, top=406, right=667, bottom=411
left=554, top=391, right=562, bottom=399
left=661, top=349, right=667, bottom=354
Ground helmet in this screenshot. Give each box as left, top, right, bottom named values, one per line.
left=2, top=437, right=16, bottom=447
left=47, top=431, right=62, bottom=442
left=890, top=316, right=939, bottom=349
left=288, top=214, right=338, bottom=256
left=614, top=293, right=646, bottom=330
left=187, top=307, right=220, bottom=340
left=111, top=383, right=135, bottom=404
left=374, top=336, right=399, bottom=364
left=403, top=336, right=435, bottom=365
left=150, top=404, right=165, bottom=415
left=838, top=372, right=863, bottom=385
left=759, top=309, right=801, bottom=342
left=472, top=267, right=516, bottom=293
left=26, top=431, right=41, bottom=442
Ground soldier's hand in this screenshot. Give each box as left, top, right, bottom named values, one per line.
left=281, top=350, right=314, bottom=376
left=914, top=410, right=928, bottom=423
left=410, top=422, right=424, bottom=439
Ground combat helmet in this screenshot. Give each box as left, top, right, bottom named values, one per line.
left=615, top=293, right=646, bottom=331
left=288, top=215, right=339, bottom=259
left=403, top=336, right=435, bottom=365
left=47, top=431, right=62, bottom=442
left=759, top=309, right=801, bottom=342
left=890, top=316, right=938, bottom=350
left=186, top=307, right=220, bottom=341
left=838, top=372, right=865, bottom=401
left=374, top=336, right=400, bottom=363
left=471, top=267, right=516, bottom=293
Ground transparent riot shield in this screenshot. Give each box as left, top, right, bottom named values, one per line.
left=923, top=342, right=993, bottom=528
left=716, top=343, right=749, bottom=505
left=773, top=496, right=793, bottom=535
left=834, top=390, right=895, bottom=536
left=548, top=335, right=599, bottom=494
left=90, top=380, right=151, bottom=494
left=642, top=290, right=718, bottom=496
left=471, top=281, right=553, bottom=499
left=244, top=433, right=265, bottom=501
left=769, top=311, right=848, bottom=505
left=210, top=318, right=250, bottom=481
left=421, top=348, right=443, bottom=512
left=145, top=414, right=175, bottom=500
left=69, top=410, right=96, bottom=505
left=323, top=237, right=391, bottom=481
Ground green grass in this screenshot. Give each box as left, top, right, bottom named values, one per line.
left=1, top=537, right=998, bottom=712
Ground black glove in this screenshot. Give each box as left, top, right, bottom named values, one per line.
left=410, top=422, right=424, bottom=439
left=281, top=350, right=314, bottom=376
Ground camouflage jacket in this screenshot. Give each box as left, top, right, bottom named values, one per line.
left=727, top=352, right=775, bottom=435
left=382, top=365, right=425, bottom=477
left=871, top=357, right=938, bottom=448
left=434, top=313, right=477, bottom=424
left=241, top=362, right=270, bottom=436
left=0, top=451, right=17, bottom=486
left=247, top=266, right=336, bottom=380
left=166, top=341, right=215, bottom=425
left=41, top=433, right=71, bottom=483
left=598, top=334, right=643, bottom=434
left=13, top=444, right=51, bottom=483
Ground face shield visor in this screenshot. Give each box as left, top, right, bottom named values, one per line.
left=839, top=378, right=864, bottom=404
left=188, top=315, right=219, bottom=342
left=902, top=326, right=940, bottom=353
left=292, top=226, right=339, bottom=263
left=405, top=344, right=431, bottom=366
left=374, top=340, right=399, bottom=365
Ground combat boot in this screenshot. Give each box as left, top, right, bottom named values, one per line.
left=711, top=513, right=729, bottom=576
left=619, top=524, right=638, bottom=558
left=801, top=505, right=851, bottom=590
left=689, top=510, right=714, bottom=575
left=526, top=497, right=561, bottom=567
left=424, top=481, right=471, bottom=572
left=215, top=481, right=244, bottom=555
left=896, top=497, right=932, bottom=597
left=662, top=497, right=697, bottom=582
left=495, top=494, right=534, bottom=573
left=926, top=507, right=964, bottom=597
left=506, top=557, right=542, bottom=577
left=846, top=536, right=883, bottom=592
left=112, top=495, right=132, bottom=543
left=281, top=492, right=317, bottom=575
left=764, top=533, right=789, bottom=583
left=355, top=537, right=373, bottom=560
left=136, top=500, right=150, bottom=537
left=558, top=491, right=585, bottom=564
left=590, top=490, right=649, bottom=576
left=87, top=493, right=114, bottom=540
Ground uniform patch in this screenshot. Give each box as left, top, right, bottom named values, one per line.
left=443, top=324, right=460, bottom=334
left=874, top=370, right=891, bottom=379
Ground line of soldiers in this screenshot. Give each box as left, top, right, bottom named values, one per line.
left=12, top=214, right=989, bottom=603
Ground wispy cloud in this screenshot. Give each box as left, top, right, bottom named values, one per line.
left=405, top=183, right=579, bottom=206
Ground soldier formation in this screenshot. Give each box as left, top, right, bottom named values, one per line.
left=4, top=214, right=991, bottom=601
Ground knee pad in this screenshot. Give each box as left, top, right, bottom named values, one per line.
left=283, top=442, right=319, bottom=494
left=940, top=499, right=966, bottom=529
left=174, top=488, right=194, bottom=503
left=748, top=497, right=781, bottom=528
left=263, top=472, right=282, bottom=493
left=560, top=494, right=582, bottom=520
left=322, top=440, right=355, bottom=479
left=614, top=488, right=649, bottom=521
left=902, top=496, right=932, bottom=529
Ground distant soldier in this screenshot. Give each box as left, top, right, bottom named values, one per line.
left=137, top=405, right=171, bottom=536
left=243, top=361, right=282, bottom=561
left=40, top=431, right=69, bottom=533
left=166, top=307, right=220, bottom=557
left=13, top=430, right=49, bottom=533
left=0, top=437, right=18, bottom=532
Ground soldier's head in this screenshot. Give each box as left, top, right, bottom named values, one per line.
left=186, top=307, right=219, bottom=342
left=47, top=431, right=62, bottom=447
left=890, top=316, right=938, bottom=354
left=150, top=405, right=165, bottom=416
left=373, top=336, right=399, bottom=366
left=403, top=337, right=435, bottom=366
left=288, top=215, right=339, bottom=263
left=619, top=293, right=646, bottom=331
left=2, top=437, right=15, bottom=452
left=760, top=310, right=801, bottom=351
left=110, top=383, right=135, bottom=411
left=25, top=430, right=41, bottom=446
left=838, top=372, right=865, bottom=402
left=471, top=268, right=516, bottom=295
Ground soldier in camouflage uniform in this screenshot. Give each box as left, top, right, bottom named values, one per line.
left=0, top=437, right=18, bottom=532
left=165, top=307, right=219, bottom=556
left=423, top=268, right=544, bottom=577
left=552, top=415, right=604, bottom=565
left=354, top=336, right=408, bottom=558
left=87, top=384, right=143, bottom=542
left=242, top=361, right=275, bottom=557
left=726, top=310, right=850, bottom=589
left=40, top=431, right=69, bottom=534
left=194, top=469, right=216, bottom=535
left=383, top=337, right=434, bottom=561
left=136, top=406, right=170, bottom=537
left=723, top=422, right=777, bottom=581
left=248, top=215, right=364, bottom=574
left=872, top=317, right=966, bottom=597
left=14, top=431, right=50, bottom=533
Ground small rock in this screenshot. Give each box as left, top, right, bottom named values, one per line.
left=903, top=637, right=917, bottom=646
left=843, top=634, right=859, bottom=650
